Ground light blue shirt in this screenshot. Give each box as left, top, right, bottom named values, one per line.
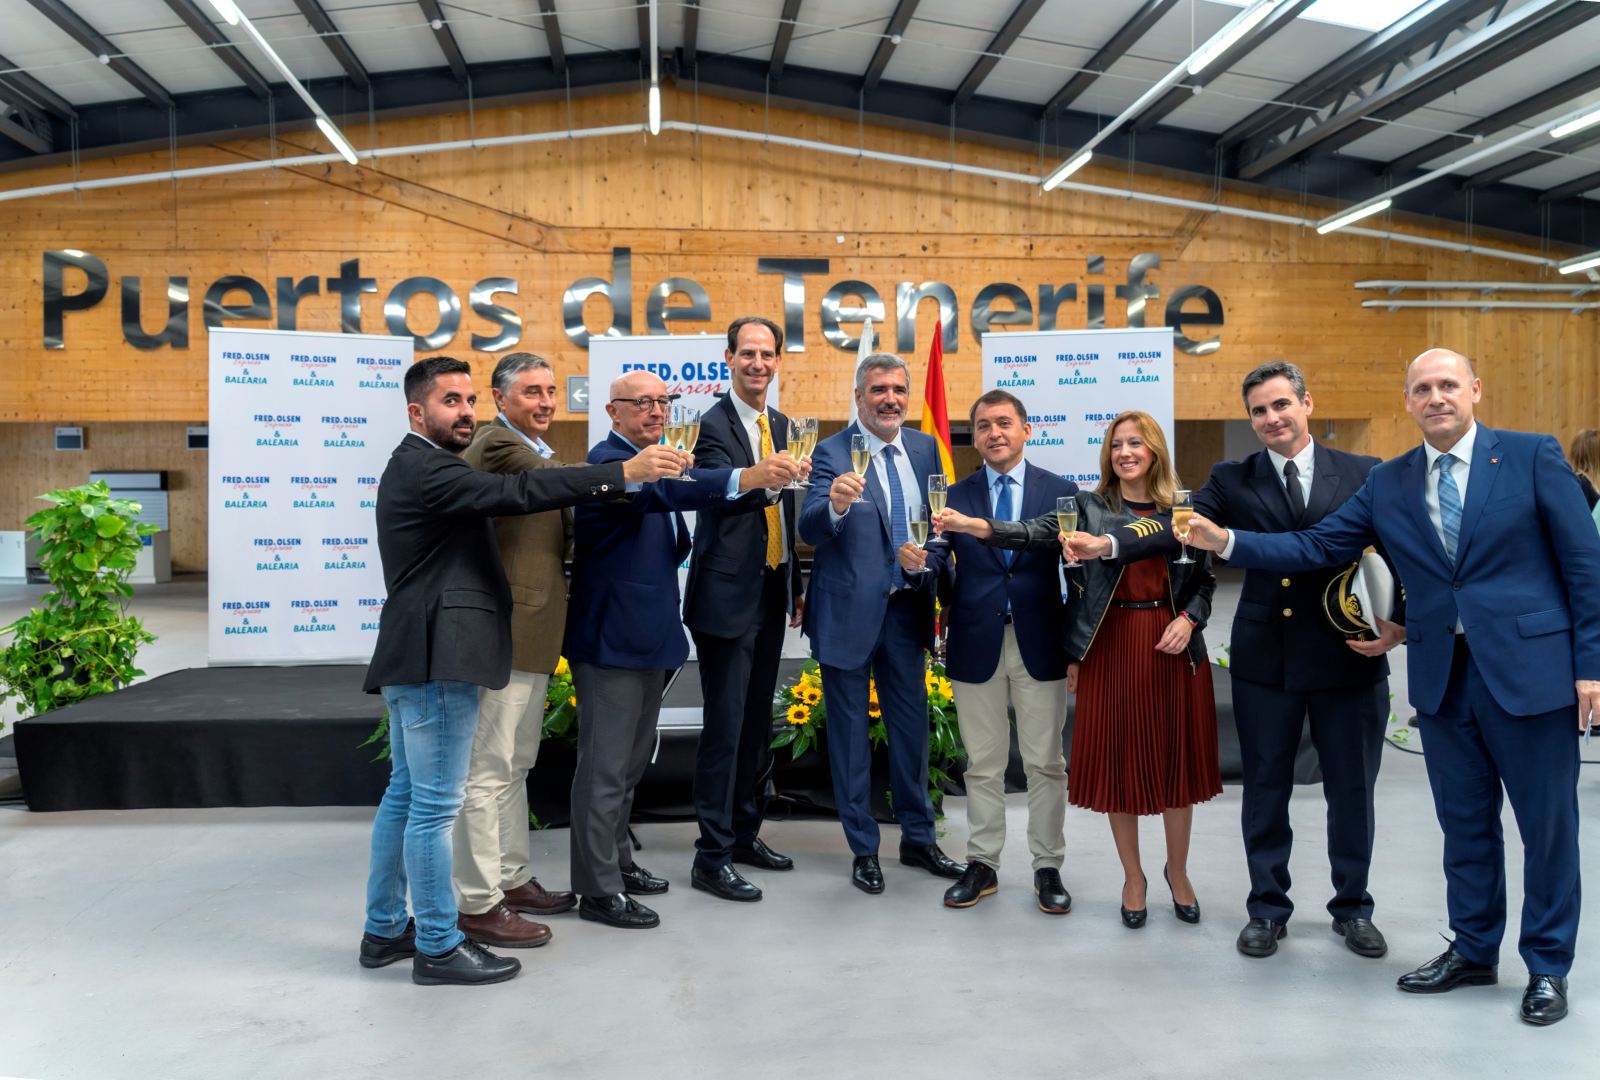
left=985, top=460, right=1025, bottom=519
left=496, top=414, right=554, bottom=459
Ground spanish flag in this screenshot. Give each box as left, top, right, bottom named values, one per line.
left=920, top=319, right=957, bottom=483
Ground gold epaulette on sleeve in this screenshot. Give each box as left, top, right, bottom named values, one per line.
left=1120, top=517, right=1164, bottom=539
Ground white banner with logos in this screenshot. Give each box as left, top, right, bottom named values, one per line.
left=207, top=327, right=412, bottom=664
left=981, top=326, right=1175, bottom=487
left=587, top=334, right=781, bottom=664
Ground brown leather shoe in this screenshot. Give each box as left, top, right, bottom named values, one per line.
left=457, top=902, right=552, bottom=949
left=503, top=878, right=577, bottom=916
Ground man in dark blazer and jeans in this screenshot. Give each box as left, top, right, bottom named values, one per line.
left=683, top=316, right=808, bottom=902
left=358, top=357, right=684, bottom=986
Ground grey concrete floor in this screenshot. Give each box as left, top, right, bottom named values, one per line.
left=2, top=578, right=1594, bottom=1079
left=2, top=759, right=1596, bottom=1080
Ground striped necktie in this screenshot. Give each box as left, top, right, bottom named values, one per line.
left=1437, top=452, right=1462, bottom=561
left=756, top=413, right=782, bottom=570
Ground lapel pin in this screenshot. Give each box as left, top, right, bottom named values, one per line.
left=1490, top=457, right=1499, bottom=464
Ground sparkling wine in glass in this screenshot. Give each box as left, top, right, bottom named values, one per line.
left=1058, top=496, right=1082, bottom=568
left=849, top=433, right=870, bottom=503
left=786, top=417, right=818, bottom=491
left=910, top=509, right=931, bottom=547
left=1173, top=489, right=1195, bottom=564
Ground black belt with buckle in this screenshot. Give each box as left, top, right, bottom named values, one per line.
left=1113, top=600, right=1164, bottom=609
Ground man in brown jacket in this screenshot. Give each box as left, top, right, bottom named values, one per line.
left=452, top=353, right=577, bottom=948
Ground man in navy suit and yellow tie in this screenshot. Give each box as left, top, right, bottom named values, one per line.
left=925, top=389, right=1076, bottom=913
left=1184, top=348, right=1600, bottom=1026
left=799, top=353, right=966, bottom=893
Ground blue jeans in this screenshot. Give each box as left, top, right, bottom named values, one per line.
left=364, top=680, right=479, bottom=957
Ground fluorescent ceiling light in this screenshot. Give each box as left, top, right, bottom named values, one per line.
left=1559, top=251, right=1600, bottom=275
left=1212, top=0, right=1429, bottom=33
left=1041, top=151, right=1092, bottom=191
left=316, top=117, right=358, bottom=165
left=204, top=0, right=241, bottom=26
left=1551, top=107, right=1600, bottom=141
left=647, top=84, right=661, bottom=136
left=1191, top=0, right=1281, bottom=76
left=1317, top=197, right=1392, bottom=234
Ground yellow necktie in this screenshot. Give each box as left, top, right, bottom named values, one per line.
left=756, top=414, right=783, bottom=570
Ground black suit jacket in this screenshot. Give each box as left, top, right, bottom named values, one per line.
left=1194, top=441, right=1394, bottom=693
left=363, top=433, right=625, bottom=693
left=683, top=394, right=805, bottom=636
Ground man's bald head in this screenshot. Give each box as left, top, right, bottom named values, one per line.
left=1404, top=347, right=1482, bottom=451
left=606, top=370, right=670, bottom=447
left=1405, top=348, right=1476, bottom=393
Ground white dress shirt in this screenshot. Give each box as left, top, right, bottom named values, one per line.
left=830, top=426, right=921, bottom=534
left=1268, top=436, right=1316, bottom=499
left=726, top=393, right=788, bottom=565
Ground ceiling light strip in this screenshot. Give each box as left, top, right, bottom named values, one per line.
left=1362, top=299, right=1600, bottom=312
left=0, top=117, right=1568, bottom=269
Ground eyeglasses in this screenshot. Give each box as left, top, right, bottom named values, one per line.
left=611, top=396, right=672, bottom=412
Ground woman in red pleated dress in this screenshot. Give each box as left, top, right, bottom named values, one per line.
left=938, top=410, right=1221, bottom=928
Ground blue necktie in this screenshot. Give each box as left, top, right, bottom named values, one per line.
left=1437, top=452, right=1462, bottom=561
left=884, top=445, right=909, bottom=585
left=994, top=475, right=1016, bottom=568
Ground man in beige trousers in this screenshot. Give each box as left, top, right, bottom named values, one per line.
left=453, top=352, right=579, bottom=948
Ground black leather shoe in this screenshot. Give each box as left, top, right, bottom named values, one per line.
left=1333, top=917, right=1388, bottom=958
left=899, top=842, right=966, bottom=880
left=1121, top=874, right=1148, bottom=929
left=619, top=863, right=669, bottom=896
left=1034, top=868, right=1071, bottom=915
left=1396, top=947, right=1497, bottom=993
left=578, top=893, right=661, bottom=929
left=731, top=837, right=794, bottom=871
left=943, top=861, right=999, bottom=908
left=691, top=863, right=763, bottom=902
left=411, top=939, right=521, bottom=986
left=1164, top=864, right=1200, bottom=924
left=852, top=855, right=884, bottom=894
left=1237, top=917, right=1287, bottom=957
left=1521, top=975, right=1569, bottom=1025
left=358, top=917, right=417, bottom=969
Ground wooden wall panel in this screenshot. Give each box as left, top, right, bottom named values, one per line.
left=0, top=423, right=205, bottom=571
left=2, top=89, right=1596, bottom=570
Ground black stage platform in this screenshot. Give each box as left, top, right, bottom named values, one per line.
left=14, top=662, right=1291, bottom=814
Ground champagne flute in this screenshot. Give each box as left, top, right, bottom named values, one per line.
left=673, top=406, right=701, bottom=481
left=1172, top=489, right=1195, bottom=564
left=849, top=433, right=871, bottom=503
left=927, top=475, right=949, bottom=544
left=786, top=417, right=818, bottom=491
left=910, top=506, right=931, bottom=548
left=1058, top=496, right=1082, bottom=568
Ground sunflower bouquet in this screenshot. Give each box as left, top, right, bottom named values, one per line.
left=771, top=656, right=967, bottom=811
left=542, top=655, right=578, bottom=747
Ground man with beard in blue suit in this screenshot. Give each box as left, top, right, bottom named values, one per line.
left=1183, top=348, right=1600, bottom=1026
left=799, top=353, right=966, bottom=894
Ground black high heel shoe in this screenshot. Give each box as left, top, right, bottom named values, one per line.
left=1120, top=874, right=1148, bottom=929
left=1164, top=864, right=1200, bottom=924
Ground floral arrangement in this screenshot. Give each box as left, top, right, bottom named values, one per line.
left=541, top=656, right=578, bottom=747
left=771, top=656, right=966, bottom=811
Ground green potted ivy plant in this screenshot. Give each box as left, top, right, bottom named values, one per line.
left=0, top=481, right=158, bottom=729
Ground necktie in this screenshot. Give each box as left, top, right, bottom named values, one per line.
left=994, top=475, right=1016, bottom=568
left=1437, top=452, right=1462, bottom=561
left=884, top=445, right=909, bottom=585
left=756, top=413, right=782, bottom=570
left=1282, top=460, right=1306, bottom=523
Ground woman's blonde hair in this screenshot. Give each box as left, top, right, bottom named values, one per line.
left=1568, top=428, right=1600, bottom=490
left=1096, top=410, right=1179, bottom=514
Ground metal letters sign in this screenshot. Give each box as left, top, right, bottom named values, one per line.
left=43, top=247, right=1224, bottom=356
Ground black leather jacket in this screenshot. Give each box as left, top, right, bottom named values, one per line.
left=985, top=491, right=1215, bottom=668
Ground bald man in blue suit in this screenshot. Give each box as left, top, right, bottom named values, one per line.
left=1184, top=349, right=1600, bottom=1027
